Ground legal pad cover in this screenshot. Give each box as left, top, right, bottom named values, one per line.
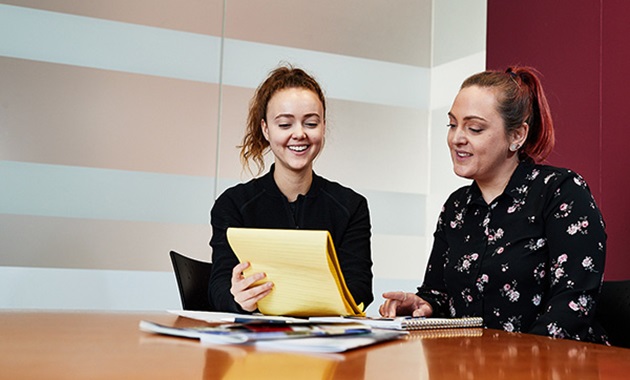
left=226, top=227, right=364, bottom=317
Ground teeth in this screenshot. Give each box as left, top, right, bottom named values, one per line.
left=457, top=152, right=471, bottom=157
left=289, top=145, right=307, bottom=152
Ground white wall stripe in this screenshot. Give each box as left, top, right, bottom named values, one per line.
left=222, top=39, right=429, bottom=109
left=0, top=161, right=215, bottom=224
left=0, top=266, right=180, bottom=311
left=0, top=266, right=418, bottom=316
left=1, top=161, right=425, bottom=237
left=0, top=4, right=428, bottom=109
left=0, top=4, right=222, bottom=83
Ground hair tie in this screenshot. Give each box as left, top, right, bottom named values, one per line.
left=506, top=69, right=520, bottom=87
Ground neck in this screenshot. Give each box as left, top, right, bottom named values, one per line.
left=273, top=166, right=313, bottom=202
left=477, top=160, right=519, bottom=204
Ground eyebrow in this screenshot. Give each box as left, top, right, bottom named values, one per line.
left=273, top=112, right=321, bottom=120
left=447, top=112, right=488, bottom=122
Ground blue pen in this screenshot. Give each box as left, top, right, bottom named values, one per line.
left=234, top=317, right=288, bottom=324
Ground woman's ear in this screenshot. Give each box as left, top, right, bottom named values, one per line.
left=261, top=119, right=270, bottom=141
left=512, top=122, right=529, bottom=147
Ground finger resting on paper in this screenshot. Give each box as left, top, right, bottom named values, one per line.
left=380, top=300, right=398, bottom=318
left=232, top=262, right=250, bottom=277
left=412, top=304, right=432, bottom=317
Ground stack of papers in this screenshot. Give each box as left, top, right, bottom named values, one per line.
left=139, top=320, right=372, bottom=345
left=140, top=316, right=406, bottom=353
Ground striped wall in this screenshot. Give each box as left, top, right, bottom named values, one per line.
left=0, top=0, right=486, bottom=315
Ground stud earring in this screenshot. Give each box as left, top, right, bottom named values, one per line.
left=509, top=143, right=520, bottom=152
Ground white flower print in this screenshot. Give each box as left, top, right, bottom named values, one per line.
left=525, top=238, right=547, bottom=251
left=554, top=267, right=565, bottom=279
left=568, top=294, right=594, bottom=317
left=550, top=254, right=568, bottom=285
left=533, top=262, right=546, bottom=283
left=501, top=316, right=521, bottom=333
left=553, top=187, right=561, bottom=199
left=526, top=169, right=540, bottom=181
left=547, top=322, right=566, bottom=339
left=461, top=288, right=473, bottom=307
left=532, top=294, right=542, bottom=306
left=514, top=185, right=528, bottom=194
left=486, top=228, right=504, bottom=244
left=507, top=186, right=528, bottom=213
left=567, top=216, right=589, bottom=235
left=482, top=215, right=490, bottom=229
left=503, top=321, right=515, bottom=332
left=543, top=172, right=558, bottom=184
left=476, top=274, right=489, bottom=292
left=582, top=256, right=597, bottom=272
left=455, top=253, right=479, bottom=273
left=554, top=201, right=574, bottom=218
left=493, top=246, right=505, bottom=256
left=500, top=280, right=520, bottom=302
left=507, top=200, right=525, bottom=213
left=573, top=175, right=586, bottom=188
left=450, top=210, right=465, bottom=229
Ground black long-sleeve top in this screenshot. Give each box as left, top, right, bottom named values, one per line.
left=417, top=159, right=608, bottom=344
left=209, top=165, right=373, bottom=313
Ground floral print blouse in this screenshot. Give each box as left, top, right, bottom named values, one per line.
left=417, top=159, right=608, bottom=344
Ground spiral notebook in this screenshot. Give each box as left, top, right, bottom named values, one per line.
left=310, top=316, right=484, bottom=331
left=403, top=328, right=484, bottom=340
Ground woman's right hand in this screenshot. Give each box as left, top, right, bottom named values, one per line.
left=379, top=291, right=433, bottom=318
left=230, top=261, right=273, bottom=312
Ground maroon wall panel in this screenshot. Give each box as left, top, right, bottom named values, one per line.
left=487, top=1, right=629, bottom=280
left=601, top=0, right=630, bottom=280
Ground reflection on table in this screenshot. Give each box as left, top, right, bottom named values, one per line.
left=2, top=311, right=629, bottom=379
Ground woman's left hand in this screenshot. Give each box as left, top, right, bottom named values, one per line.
left=379, top=291, right=433, bottom=318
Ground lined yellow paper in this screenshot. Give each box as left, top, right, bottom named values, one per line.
left=226, top=228, right=364, bottom=317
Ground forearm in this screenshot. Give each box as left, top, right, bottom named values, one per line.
left=529, top=174, right=607, bottom=338
left=337, top=199, right=374, bottom=308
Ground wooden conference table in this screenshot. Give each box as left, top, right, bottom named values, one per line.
left=1, top=311, right=629, bottom=379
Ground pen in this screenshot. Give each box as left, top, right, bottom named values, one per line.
left=233, top=317, right=289, bottom=324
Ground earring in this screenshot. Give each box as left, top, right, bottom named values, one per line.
left=509, top=143, right=520, bottom=152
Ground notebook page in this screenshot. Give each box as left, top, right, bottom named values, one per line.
left=227, top=228, right=356, bottom=316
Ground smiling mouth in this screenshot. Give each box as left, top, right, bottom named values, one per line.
left=456, top=151, right=472, bottom=157
left=288, top=145, right=308, bottom=152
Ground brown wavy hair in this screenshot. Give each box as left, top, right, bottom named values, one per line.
left=239, top=64, right=326, bottom=175
left=461, top=66, right=555, bottom=162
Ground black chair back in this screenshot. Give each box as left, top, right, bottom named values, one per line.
left=169, top=250, right=214, bottom=311
left=595, top=280, right=630, bottom=348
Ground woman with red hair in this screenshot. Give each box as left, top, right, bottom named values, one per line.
left=380, top=66, right=608, bottom=344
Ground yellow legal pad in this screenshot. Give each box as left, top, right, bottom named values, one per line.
left=226, top=227, right=364, bottom=317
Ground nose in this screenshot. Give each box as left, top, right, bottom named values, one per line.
left=292, top=125, right=306, bottom=139
left=448, top=125, right=466, bottom=146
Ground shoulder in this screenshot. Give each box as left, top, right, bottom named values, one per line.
left=443, top=182, right=475, bottom=206
left=525, top=164, right=591, bottom=191
left=315, top=174, right=367, bottom=205
left=212, top=174, right=270, bottom=212
left=216, top=177, right=259, bottom=200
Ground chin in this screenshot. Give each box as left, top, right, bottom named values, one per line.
left=453, top=168, right=474, bottom=180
